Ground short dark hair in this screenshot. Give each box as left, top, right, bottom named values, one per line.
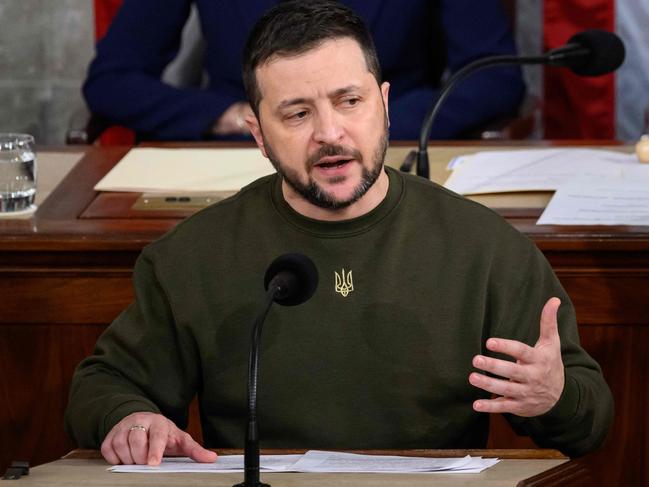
left=242, top=0, right=382, bottom=116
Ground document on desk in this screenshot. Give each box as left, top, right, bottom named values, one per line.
left=109, top=451, right=500, bottom=474
left=288, top=450, right=500, bottom=473
left=538, top=169, right=649, bottom=225
left=94, top=147, right=275, bottom=193
left=108, top=454, right=302, bottom=473
left=444, top=148, right=637, bottom=195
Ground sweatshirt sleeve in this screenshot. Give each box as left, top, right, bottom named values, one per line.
left=83, top=0, right=237, bottom=140
left=486, top=224, right=613, bottom=457
left=64, top=250, right=200, bottom=447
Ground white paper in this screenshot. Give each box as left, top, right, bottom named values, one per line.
left=94, top=148, right=275, bottom=193
left=109, top=451, right=499, bottom=474
left=538, top=170, right=649, bottom=225
left=289, top=450, right=498, bottom=473
left=444, top=149, right=637, bottom=195
left=108, top=454, right=302, bottom=473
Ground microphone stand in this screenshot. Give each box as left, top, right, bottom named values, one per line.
left=233, top=285, right=279, bottom=487
left=400, top=47, right=587, bottom=179
left=232, top=253, right=318, bottom=487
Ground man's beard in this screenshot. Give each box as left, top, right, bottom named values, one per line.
left=264, top=120, right=389, bottom=210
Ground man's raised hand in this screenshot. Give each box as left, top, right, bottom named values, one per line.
left=469, top=297, right=565, bottom=417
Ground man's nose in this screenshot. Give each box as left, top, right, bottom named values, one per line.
left=312, top=107, right=344, bottom=145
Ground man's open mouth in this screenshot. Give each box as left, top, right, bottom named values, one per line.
left=314, top=156, right=354, bottom=169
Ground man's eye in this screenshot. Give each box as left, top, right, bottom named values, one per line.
left=343, top=98, right=360, bottom=107
left=289, top=111, right=308, bottom=120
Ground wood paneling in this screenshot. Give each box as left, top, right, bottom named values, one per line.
left=0, top=275, right=132, bottom=324
left=578, top=325, right=649, bottom=486
left=558, top=271, right=649, bottom=325
left=0, top=324, right=105, bottom=469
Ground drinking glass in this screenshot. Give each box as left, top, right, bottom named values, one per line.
left=0, top=133, right=37, bottom=213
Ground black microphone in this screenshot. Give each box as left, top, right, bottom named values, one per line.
left=546, top=30, right=625, bottom=76
left=400, top=29, right=626, bottom=179
left=263, top=253, right=319, bottom=306
left=234, top=253, right=318, bottom=487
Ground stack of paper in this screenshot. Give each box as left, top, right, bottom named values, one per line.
left=444, top=148, right=637, bottom=195
left=109, top=455, right=302, bottom=473
left=443, top=148, right=649, bottom=225
left=285, top=450, right=499, bottom=474
left=109, top=450, right=500, bottom=474
left=537, top=170, right=649, bottom=225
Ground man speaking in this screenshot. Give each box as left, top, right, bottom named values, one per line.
left=65, top=0, right=612, bottom=466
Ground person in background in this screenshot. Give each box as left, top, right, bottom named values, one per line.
left=83, top=0, right=525, bottom=141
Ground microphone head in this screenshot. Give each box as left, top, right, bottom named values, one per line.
left=566, top=29, right=625, bottom=76
left=264, top=253, right=319, bottom=306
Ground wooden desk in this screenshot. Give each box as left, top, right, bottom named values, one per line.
left=15, top=449, right=578, bottom=487
left=0, top=143, right=647, bottom=486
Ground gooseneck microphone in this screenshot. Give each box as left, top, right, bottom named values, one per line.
left=400, top=29, right=626, bottom=179
left=234, top=253, right=318, bottom=487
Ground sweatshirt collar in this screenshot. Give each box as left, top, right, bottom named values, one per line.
left=270, top=166, right=404, bottom=237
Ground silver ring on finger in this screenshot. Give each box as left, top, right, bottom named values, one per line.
left=128, top=424, right=148, bottom=434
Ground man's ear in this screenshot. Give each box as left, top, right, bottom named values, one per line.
left=381, top=81, right=390, bottom=127
left=246, top=112, right=268, bottom=159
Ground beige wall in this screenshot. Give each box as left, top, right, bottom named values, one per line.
left=0, top=0, right=94, bottom=144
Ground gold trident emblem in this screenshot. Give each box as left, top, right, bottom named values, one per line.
left=334, top=268, right=354, bottom=297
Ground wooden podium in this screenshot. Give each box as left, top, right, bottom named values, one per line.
left=12, top=449, right=586, bottom=486
left=0, top=142, right=647, bottom=486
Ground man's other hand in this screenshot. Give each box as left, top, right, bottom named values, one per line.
left=212, top=101, right=254, bottom=135
left=469, top=297, right=565, bottom=417
left=100, top=412, right=217, bottom=466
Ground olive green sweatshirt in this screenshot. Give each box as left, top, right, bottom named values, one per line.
left=65, top=167, right=612, bottom=457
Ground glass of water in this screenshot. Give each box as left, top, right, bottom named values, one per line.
left=0, top=133, right=37, bottom=213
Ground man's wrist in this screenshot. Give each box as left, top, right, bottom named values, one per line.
left=102, top=399, right=160, bottom=440
left=532, top=373, right=579, bottom=426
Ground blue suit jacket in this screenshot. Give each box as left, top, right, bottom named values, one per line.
left=84, top=0, right=525, bottom=140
